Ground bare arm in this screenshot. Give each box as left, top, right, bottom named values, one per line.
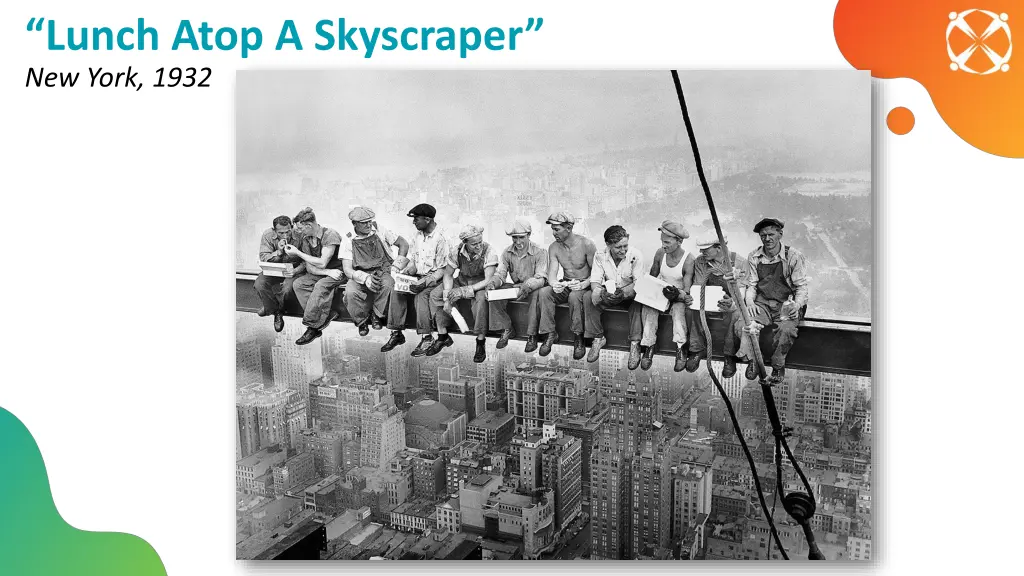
left=289, top=244, right=336, bottom=269
left=682, top=253, right=695, bottom=292
left=649, top=248, right=664, bottom=278
left=546, top=244, right=560, bottom=285
left=471, top=265, right=497, bottom=293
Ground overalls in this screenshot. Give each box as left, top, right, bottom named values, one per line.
left=345, top=233, right=395, bottom=326
left=726, top=256, right=804, bottom=368
left=430, top=244, right=491, bottom=336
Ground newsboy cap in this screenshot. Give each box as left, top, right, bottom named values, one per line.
left=407, top=203, right=437, bottom=218
left=658, top=220, right=689, bottom=241
left=545, top=211, right=576, bottom=225
left=459, top=224, right=484, bottom=241
left=753, top=218, right=785, bottom=233
left=696, top=233, right=728, bottom=249
left=348, top=206, right=376, bottom=223
left=505, top=219, right=533, bottom=236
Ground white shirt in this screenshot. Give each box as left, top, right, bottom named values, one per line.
left=590, top=246, right=645, bottom=290
left=408, top=224, right=453, bottom=277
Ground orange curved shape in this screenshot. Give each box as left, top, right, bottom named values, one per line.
left=834, top=0, right=1022, bottom=158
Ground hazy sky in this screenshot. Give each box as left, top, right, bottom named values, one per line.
left=236, top=70, right=870, bottom=173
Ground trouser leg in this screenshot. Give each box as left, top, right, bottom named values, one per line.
left=669, top=302, right=688, bottom=345
left=489, top=283, right=513, bottom=331
left=570, top=289, right=590, bottom=336
left=291, top=274, right=318, bottom=315
left=539, top=287, right=569, bottom=335
left=734, top=303, right=772, bottom=360
left=626, top=299, right=643, bottom=342
left=524, top=288, right=541, bottom=336
left=302, top=276, right=345, bottom=329
left=771, top=306, right=803, bottom=368
left=471, top=290, right=488, bottom=337
left=415, top=280, right=440, bottom=334
left=387, top=290, right=409, bottom=331
left=373, top=273, right=395, bottom=319
left=640, top=305, right=660, bottom=347
left=253, top=273, right=285, bottom=314
left=345, top=279, right=371, bottom=326
left=429, top=284, right=450, bottom=333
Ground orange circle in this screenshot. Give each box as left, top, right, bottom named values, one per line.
left=887, top=107, right=915, bottom=135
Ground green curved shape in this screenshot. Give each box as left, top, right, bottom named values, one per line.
left=0, top=407, right=167, bottom=575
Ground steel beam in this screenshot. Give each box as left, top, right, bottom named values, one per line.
left=236, top=272, right=870, bottom=377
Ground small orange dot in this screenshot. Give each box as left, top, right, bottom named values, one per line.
left=887, top=107, right=915, bottom=135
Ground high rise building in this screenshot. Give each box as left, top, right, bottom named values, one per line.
left=271, top=340, right=324, bottom=395
left=505, top=363, right=596, bottom=433
left=604, top=376, right=662, bottom=458
left=668, top=463, right=713, bottom=543
left=415, top=350, right=458, bottom=401
left=360, top=405, right=406, bottom=469
left=298, top=428, right=345, bottom=476
left=236, top=384, right=291, bottom=458
left=236, top=338, right=263, bottom=387
left=438, top=365, right=486, bottom=423
left=554, top=409, right=609, bottom=502
left=630, top=440, right=670, bottom=558
left=590, top=433, right=628, bottom=560
left=539, top=434, right=583, bottom=530
left=308, top=372, right=393, bottom=430
left=412, top=450, right=447, bottom=501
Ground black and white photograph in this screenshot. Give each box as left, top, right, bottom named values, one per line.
left=234, top=70, right=872, bottom=561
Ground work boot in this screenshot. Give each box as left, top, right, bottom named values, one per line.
left=539, top=333, right=557, bottom=357
left=273, top=311, right=285, bottom=333
left=496, top=327, right=515, bottom=349
left=524, top=335, right=538, bottom=353
left=685, top=350, right=704, bottom=373
left=359, top=320, right=370, bottom=337
left=371, top=316, right=383, bottom=331
left=588, top=336, right=607, bottom=363
left=770, top=366, right=786, bottom=384
left=573, top=334, right=586, bottom=360
left=425, top=334, right=454, bottom=356
left=626, top=341, right=640, bottom=369
left=381, top=330, right=406, bottom=352
left=721, top=356, right=737, bottom=378
left=745, top=359, right=759, bottom=381
left=295, top=327, right=322, bottom=346
left=641, top=345, right=655, bottom=371
left=410, top=335, right=434, bottom=357
left=474, top=339, right=487, bottom=363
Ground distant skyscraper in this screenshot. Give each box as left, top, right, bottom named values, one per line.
left=505, top=363, right=596, bottom=433
left=236, top=384, right=291, bottom=458
left=271, top=340, right=324, bottom=395
left=360, top=405, right=406, bottom=469
left=236, top=338, right=262, bottom=387
left=590, top=433, right=628, bottom=560
left=438, top=365, right=486, bottom=423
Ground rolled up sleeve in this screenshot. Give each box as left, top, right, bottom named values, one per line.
left=789, top=251, right=811, bottom=308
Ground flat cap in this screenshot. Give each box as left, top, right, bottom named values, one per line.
left=545, top=211, right=576, bottom=225
left=459, top=224, right=484, bottom=241
left=348, top=206, right=376, bottom=223
left=505, top=219, right=532, bottom=236
left=658, top=220, right=689, bottom=240
left=407, top=203, right=436, bottom=218
left=753, top=218, right=785, bottom=233
left=696, top=233, right=728, bottom=249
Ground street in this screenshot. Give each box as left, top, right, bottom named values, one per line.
left=554, top=520, right=591, bottom=560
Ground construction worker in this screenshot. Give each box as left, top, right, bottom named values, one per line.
left=725, top=218, right=810, bottom=383
left=426, top=224, right=498, bottom=362
left=339, top=206, right=410, bottom=337
left=686, top=233, right=747, bottom=373
left=586, top=225, right=646, bottom=367
left=253, top=215, right=306, bottom=333
left=287, top=208, right=345, bottom=346
left=536, top=212, right=597, bottom=359
left=639, top=221, right=695, bottom=372
left=381, top=203, right=454, bottom=357
left=488, top=219, right=548, bottom=351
